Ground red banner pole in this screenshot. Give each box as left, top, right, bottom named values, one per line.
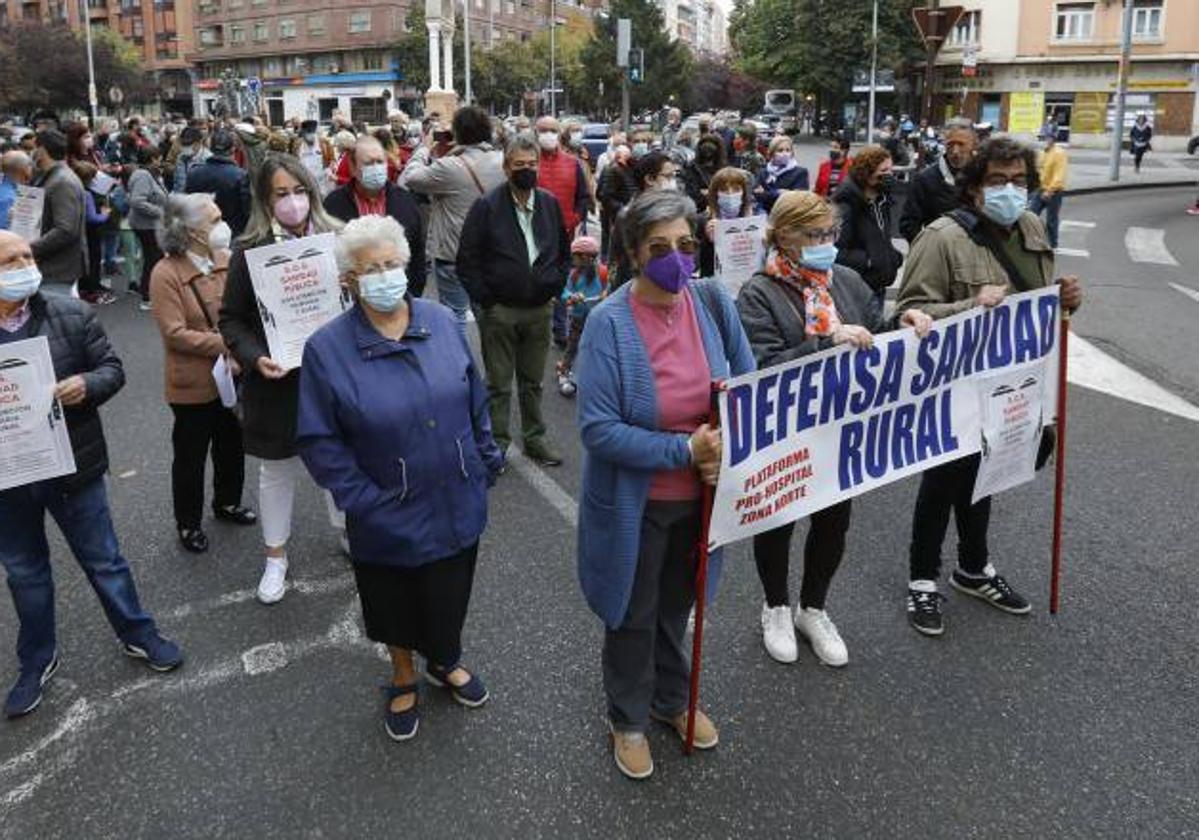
left=1049, top=308, right=1071, bottom=615
left=686, top=383, right=721, bottom=756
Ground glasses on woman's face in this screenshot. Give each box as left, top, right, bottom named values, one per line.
left=778, top=225, right=840, bottom=248
left=353, top=258, right=405, bottom=277
left=646, top=236, right=698, bottom=259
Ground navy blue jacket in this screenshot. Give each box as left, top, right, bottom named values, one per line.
left=754, top=163, right=811, bottom=213
left=296, top=299, right=503, bottom=568
left=185, top=155, right=251, bottom=237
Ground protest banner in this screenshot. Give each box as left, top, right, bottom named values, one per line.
left=713, top=217, right=766, bottom=295
left=708, top=287, right=1062, bottom=550
left=9, top=185, right=45, bottom=243
left=0, top=336, right=77, bottom=491
left=244, top=233, right=348, bottom=370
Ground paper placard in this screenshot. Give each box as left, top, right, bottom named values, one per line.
left=0, top=336, right=77, bottom=491
left=9, top=185, right=45, bottom=242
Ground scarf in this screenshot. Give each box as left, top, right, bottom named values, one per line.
left=765, top=251, right=841, bottom=337
left=765, top=155, right=798, bottom=181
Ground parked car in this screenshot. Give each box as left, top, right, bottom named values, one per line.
left=580, top=123, right=611, bottom=167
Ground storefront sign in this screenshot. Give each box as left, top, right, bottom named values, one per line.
left=1008, top=91, right=1045, bottom=134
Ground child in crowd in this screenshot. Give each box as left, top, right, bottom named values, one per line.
left=556, top=235, right=607, bottom=397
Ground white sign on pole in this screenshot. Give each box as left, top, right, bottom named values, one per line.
left=8, top=185, right=45, bottom=242
left=0, top=336, right=77, bottom=491
left=713, top=217, right=766, bottom=296
left=244, top=233, right=349, bottom=371
left=617, top=19, right=631, bottom=67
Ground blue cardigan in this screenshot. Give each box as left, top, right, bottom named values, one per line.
left=296, top=299, right=504, bottom=568
left=575, top=279, right=756, bottom=628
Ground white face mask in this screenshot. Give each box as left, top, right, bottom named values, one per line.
left=656, top=177, right=678, bottom=192
left=538, top=131, right=559, bottom=152
left=207, top=221, right=232, bottom=254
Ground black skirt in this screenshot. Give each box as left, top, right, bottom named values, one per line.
left=352, top=543, right=479, bottom=667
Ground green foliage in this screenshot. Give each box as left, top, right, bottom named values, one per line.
left=394, top=7, right=431, bottom=94
left=0, top=22, right=151, bottom=117
left=728, top=0, right=925, bottom=104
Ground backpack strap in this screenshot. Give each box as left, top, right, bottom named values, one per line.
left=947, top=209, right=1034, bottom=293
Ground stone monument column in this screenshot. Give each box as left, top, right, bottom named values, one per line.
left=424, top=0, right=459, bottom=117
left=427, top=21, right=442, bottom=91
left=442, top=23, right=455, bottom=94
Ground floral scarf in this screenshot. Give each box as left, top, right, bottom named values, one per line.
left=765, top=251, right=841, bottom=337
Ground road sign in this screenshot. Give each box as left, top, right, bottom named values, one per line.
left=962, top=43, right=978, bottom=77
left=617, top=19, right=631, bottom=67
left=108, top=85, right=124, bottom=105
left=852, top=68, right=895, bottom=92
left=911, top=5, right=964, bottom=44
left=247, top=76, right=262, bottom=94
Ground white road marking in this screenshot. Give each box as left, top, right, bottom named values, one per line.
left=1068, top=336, right=1199, bottom=423
left=1060, top=220, right=1097, bottom=229
left=161, top=572, right=355, bottom=621
left=1124, top=227, right=1180, bottom=266
left=1168, top=282, right=1199, bottom=305
left=1053, top=247, right=1090, bottom=258
left=505, top=450, right=579, bottom=527
left=0, top=603, right=364, bottom=817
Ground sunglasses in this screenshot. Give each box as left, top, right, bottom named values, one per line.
left=647, top=238, right=698, bottom=258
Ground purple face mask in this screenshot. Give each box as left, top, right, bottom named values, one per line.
left=643, top=249, right=694, bottom=293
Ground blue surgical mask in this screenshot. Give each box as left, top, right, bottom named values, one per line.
left=982, top=184, right=1028, bottom=227
left=360, top=162, right=388, bottom=192
left=357, top=267, right=408, bottom=313
left=800, top=242, right=838, bottom=272
left=717, top=192, right=742, bottom=219
left=0, top=264, right=42, bottom=301
left=632, top=142, right=649, bottom=158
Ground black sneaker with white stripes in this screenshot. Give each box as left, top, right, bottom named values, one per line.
left=950, top=569, right=1031, bottom=614
left=906, top=589, right=945, bottom=636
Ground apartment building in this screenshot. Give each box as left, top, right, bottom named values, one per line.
left=656, top=0, right=728, bottom=55
left=932, top=0, right=1198, bottom=148
left=0, top=0, right=195, bottom=115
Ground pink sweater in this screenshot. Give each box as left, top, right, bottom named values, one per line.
left=630, top=286, right=711, bottom=501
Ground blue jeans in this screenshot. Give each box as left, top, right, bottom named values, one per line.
left=1030, top=191, right=1063, bottom=249
left=433, top=259, right=471, bottom=335
left=0, top=477, right=157, bottom=673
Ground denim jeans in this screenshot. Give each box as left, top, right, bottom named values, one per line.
left=0, top=477, right=157, bottom=673
left=433, top=259, right=471, bottom=335
left=1029, top=191, right=1063, bottom=249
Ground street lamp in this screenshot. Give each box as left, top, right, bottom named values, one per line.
left=550, top=0, right=557, bottom=116
left=79, top=0, right=98, bottom=128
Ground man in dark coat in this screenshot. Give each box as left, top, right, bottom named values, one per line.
left=457, top=136, right=569, bottom=467
left=185, top=128, right=251, bottom=237
left=0, top=230, right=182, bottom=718
left=899, top=119, right=977, bottom=242
left=29, top=130, right=87, bottom=293
left=324, top=136, right=427, bottom=296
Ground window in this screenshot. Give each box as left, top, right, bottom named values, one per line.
left=1054, top=3, right=1094, bottom=42
left=307, top=14, right=325, bottom=34
left=264, top=57, right=281, bottom=76
left=505, top=1, right=514, bottom=13
left=279, top=18, right=296, bottom=38
left=252, top=0, right=267, bottom=5
left=199, top=26, right=222, bottom=45
left=230, top=24, right=245, bottom=42
left=228, top=0, right=242, bottom=7
left=360, top=52, right=383, bottom=70
left=349, top=10, right=370, bottom=33
left=253, top=20, right=268, bottom=40
left=132, top=17, right=144, bottom=36
left=1132, top=0, right=1163, bottom=40
left=948, top=9, right=980, bottom=46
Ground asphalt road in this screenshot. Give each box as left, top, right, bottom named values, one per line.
left=1, top=189, right=1197, bottom=839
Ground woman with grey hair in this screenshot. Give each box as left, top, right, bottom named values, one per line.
left=219, top=154, right=344, bottom=604
left=297, top=214, right=504, bottom=742
left=150, top=192, right=255, bottom=554
left=574, top=189, right=755, bottom=779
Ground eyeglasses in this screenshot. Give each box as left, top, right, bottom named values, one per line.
left=779, top=226, right=840, bottom=246
left=647, top=237, right=698, bottom=258
left=983, top=175, right=1029, bottom=188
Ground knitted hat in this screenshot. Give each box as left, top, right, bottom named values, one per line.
left=570, top=235, right=599, bottom=255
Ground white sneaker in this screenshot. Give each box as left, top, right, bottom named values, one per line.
left=557, top=373, right=577, bottom=397
left=256, top=557, right=288, bottom=604
left=794, top=607, right=848, bottom=667
left=760, top=604, right=798, bottom=663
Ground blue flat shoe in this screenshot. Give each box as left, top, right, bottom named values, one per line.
left=382, top=683, right=420, bottom=741
left=425, top=662, right=489, bottom=708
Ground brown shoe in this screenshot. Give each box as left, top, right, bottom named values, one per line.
left=608, top=721, right=654, bottom=780
left=651, top=708, right=719, bottom=750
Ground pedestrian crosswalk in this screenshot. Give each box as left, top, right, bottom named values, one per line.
left=1124, top=226, right=1180, bottom=266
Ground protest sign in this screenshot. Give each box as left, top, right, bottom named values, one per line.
left=9, top=185, right=45, bottom=243
left=714, top=217, right=766, bottom=295
left=708, top=288, right=1061, bottom=549
left=244, top=233, right=348, bottom=370
left=971, top=368, right=1045, bottom=504
left=0, top=336, right=77, bottom=491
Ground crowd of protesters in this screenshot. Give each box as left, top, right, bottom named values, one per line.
left=0, top=104, right=1083, bottom=780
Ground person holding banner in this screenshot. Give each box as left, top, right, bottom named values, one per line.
left=295, top=214, right=502, bottom=741
left=896, top=136, right=1083, bottom=637
left=150, top=194, right=255, bottom=555
left=737, top=191, right=933, bottom=665
left=0, top=230, right=183, bottom=718
left=576, top=190, right=755, bottom=780
left=219, top=155, right=345, bottom=605
left=698, top=167, right=755, bottom=280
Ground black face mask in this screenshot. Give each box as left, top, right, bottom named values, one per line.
left=510, top=169, right=537, bottom=191
left=879, top=173, right=897, bottom=192
left=829, top=151, right=842, bottom=162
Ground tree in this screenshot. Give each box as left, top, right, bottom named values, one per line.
left=0, top=22, right=150, bottom=118
left=728, top=0, right=925, bottom=112
left=394, top=7, right=431, bottom=95
left=578, top=0, right=693, bottom=119
left=682, top=57, right=771, bottom=115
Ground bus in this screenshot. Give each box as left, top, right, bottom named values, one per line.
left=764, top=90, right=798, bottom=132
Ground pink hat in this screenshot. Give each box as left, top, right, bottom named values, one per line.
left=571, top=235, right=599, bottom=255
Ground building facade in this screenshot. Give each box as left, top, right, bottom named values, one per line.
left=655, top=0, right=728, bottom=56
left=932, top=0, right=1198, bottom=149
left=0, top=0, right=196, bottom=115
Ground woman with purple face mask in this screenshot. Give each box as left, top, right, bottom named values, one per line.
left=219, top=155, right=345, bottom=606
left=575, top=190, right=755, bottom=780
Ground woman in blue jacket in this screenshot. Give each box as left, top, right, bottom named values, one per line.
left=297, top=215, right=504, bottom=743
left=575, top=190, right=755, bottom=780
left=753, top=134, right=810, bottom=214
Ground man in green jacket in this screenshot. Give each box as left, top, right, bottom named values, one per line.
left=896, top=136, right=1083, bottom=637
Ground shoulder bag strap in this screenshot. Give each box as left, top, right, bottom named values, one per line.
left=460, top=154, right=486, bottom=195
left=947, top=210, right=1033, bottom=293
left=187, top=278, right=217, bottom=331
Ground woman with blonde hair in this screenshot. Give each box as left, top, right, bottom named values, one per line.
left=736, top=190, right=932, bottom=666
left=752, top=134, right=809, bottom=213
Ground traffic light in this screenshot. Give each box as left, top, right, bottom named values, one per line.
left=628, top=48, right=645, bottom=84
